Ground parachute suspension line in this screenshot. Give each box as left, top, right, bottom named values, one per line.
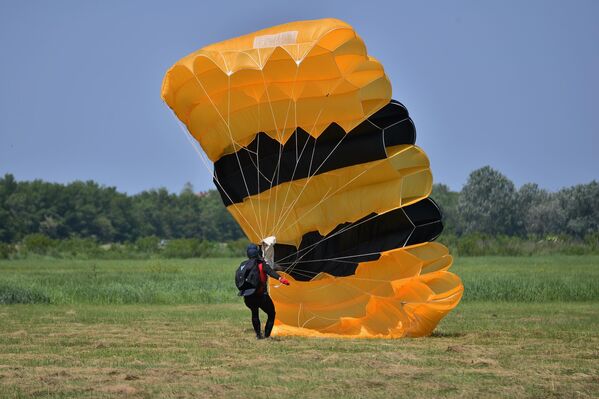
left=243, top=48, right=279, bottom=241
left=261, top=64, right=299, bottom=240
left=280, top=215, right=443, bottom=276
left=278, top=266, right=400, bottom=284
left=189, top=63, right=264, bottom=238
left=280, top=216, right=443, bottom=278
left=276, top=149, right=431, bottom=270
left=301, top=315, right=318, bottom=329
left=283, top=269, right=316, bottom=280
left=239, top=48, right=284, bottom=241
left=279, top=194, right=404, bottom=274
left=269, top=101, right=340, bottom=236
left=272, top=117, right=319, bottom=235
left=295, top=103, right=299, bottom=160
left=271, top=286, right=344, bottom=327
left=265, top=121, right=420, bottom=276
left=271, top=100, right=314, bottom=234
left=279, top=128, right=411, bottom=233
left=271, top=68, right=301, bottom=236
left=272, top=127, right=376, bottom=238
left=270, top=95, right=330, bottom=232
left=260, top=108, right=407, bottom=305
left=294, top=43, right=301, bottom=162
left=250, top=80, right=265, bottom=239
left=263, top=62, right=350, bottom=236
left=270, top=68, right=366, bottom=237
left=281, top=251, right=385, bottom=265
left=278, top=210, right=385, bottom=265
left=222, top=53, right=264, bottom=239
left=272, top=285, right=344, bottom=323
left=281, top=214, right=387, bottom=276
left=276, top=85, right=304, bottom=219
left=271, top=277, right=370, bottom=326
left=274, top=145, right=422, bottom=269
left=335, top=278, right=402, bottom=308
left=245, top=137, right=272, bottom=183
left=271, top=106, right=415, bottom=246
left=273, top=153, right=390, bottom=239
left=270, top=66, right=319, bottom=236
left=172, top=118, right=262, bottom=240
left=277, top=264, right=428, bottom=308
left=270, top=274, right=404, bottom=329
left=273, top=266, right=427, bottom=322
left=256, top=125, right=263, bottom=239
left=279, top=207, right=413, bottom=275
left=182, top=53, right=407, bottom=273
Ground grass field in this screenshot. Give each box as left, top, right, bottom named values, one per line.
left=1, top=256, right=598, bottom=398
left=1, top=255, right=599, bottom=304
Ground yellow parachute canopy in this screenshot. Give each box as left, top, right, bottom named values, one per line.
left=162, top=18, right=463, bottom=339
left=161, top=18, right=391, bottom=161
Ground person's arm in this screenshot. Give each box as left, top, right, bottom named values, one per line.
left=263, top=261, right=290, bottom=285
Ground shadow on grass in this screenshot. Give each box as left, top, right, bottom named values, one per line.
left=430, top=331, right=466, bottom=338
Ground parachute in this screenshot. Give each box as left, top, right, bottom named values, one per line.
left=162, top=18, right=463, bottom=338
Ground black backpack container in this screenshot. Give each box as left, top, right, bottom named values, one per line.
left=235, top=258, right=260, bottom=296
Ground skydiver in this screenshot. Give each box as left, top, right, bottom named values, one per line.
left=236, top=244, right=289, bottom=339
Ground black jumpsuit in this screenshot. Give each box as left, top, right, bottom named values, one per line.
left=243, top=259, right=281, bottom=338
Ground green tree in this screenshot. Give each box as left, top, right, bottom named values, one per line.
left=0, top=174, right=18, bottom=241
left=458, top=166, right=518, bottom=235
left=525, top=195, right=565, bottom=236
left=557, top=181, right=599, bottom=237
left=130, top=188, right=177, bottom=238
left=431, top=183, right=460, bottom=235
left=198, top=190, right=244, bottom=241
left=516, top=183, right=550, bottom=236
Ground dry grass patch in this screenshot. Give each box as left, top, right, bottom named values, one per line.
left=0, top=302, right=597, bottom=398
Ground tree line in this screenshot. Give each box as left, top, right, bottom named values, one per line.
left=1, top=166, right=598, bottom=247
left=0, top=174, right=243, bottom=244
left=433, top=166, right=598, bottom=239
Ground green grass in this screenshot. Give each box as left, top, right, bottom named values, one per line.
left=0, top=258, right=236, bottom=304
left=1, top=255, right=598, bottom=304
left=456, top=255, right=599, bottom=301
left=0, top=256, right=598, bottom=397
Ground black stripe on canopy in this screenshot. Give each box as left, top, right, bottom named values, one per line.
left=214, top=100, right=416, bottom=206
left=273, top=197, right=443, bottom=281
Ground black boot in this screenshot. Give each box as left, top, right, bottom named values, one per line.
left=252, top=316, right=262, bottom=339
left=264, top=317, right=275, bottom=338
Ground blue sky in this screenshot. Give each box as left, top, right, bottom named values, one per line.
left=1, top=0, right=597, bottom=194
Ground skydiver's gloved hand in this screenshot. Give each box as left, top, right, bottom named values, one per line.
left=279, top=277, right=290, bottom=286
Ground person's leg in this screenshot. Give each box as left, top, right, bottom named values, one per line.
left=244, top=296, right=263, bottom=339
left=259, top=295, right=276, bottom=338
